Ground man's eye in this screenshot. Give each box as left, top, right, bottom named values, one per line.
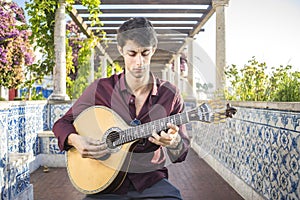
left=128, top=52, right=136, bottom=56
left=142, top=51, right=150, bottom=56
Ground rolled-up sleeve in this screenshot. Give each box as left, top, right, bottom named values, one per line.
left=52, top=79, right=99, bottom=151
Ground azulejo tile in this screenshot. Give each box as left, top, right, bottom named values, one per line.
left=49, top=103, right=72, bottom=129
left=290, top=114, right=300, bottom=130
left=193, top=105, right=300, bottom=200
left=49, top=137, right=64, bottom=154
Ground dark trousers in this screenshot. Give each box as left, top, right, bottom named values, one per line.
left=83, top=178, right=182, bottom=200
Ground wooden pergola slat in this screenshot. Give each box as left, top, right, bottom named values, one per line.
left=74, top=0, right=212, bottom=5
left=71, top=0, right=214, bottom=66
left=76, top=8, right=208, bottom=14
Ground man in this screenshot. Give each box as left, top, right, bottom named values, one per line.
left=53, top=17, right=190, bottom=199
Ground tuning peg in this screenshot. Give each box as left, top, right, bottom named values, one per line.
left=226, top=103, right=237, bottom=118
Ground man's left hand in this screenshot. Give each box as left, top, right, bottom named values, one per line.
left=148, top=123, right=181, bottom=148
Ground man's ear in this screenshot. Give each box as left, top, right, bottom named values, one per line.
left=151, top=47, right=157, bottom=55
left=117, top=45, right=123, bottom=56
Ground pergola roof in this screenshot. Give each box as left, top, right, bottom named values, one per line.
left=70, top=0, right=214, bottom=67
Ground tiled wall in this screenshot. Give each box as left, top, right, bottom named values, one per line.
left=0, top=101, right=72, bottom=200
left=0, top=101, right=47, bottom=199
left=192, top=105, right=300, bottom=200
left=0, top=108, right=9, bottom=199
left=1, top=100, right=299, bottom=200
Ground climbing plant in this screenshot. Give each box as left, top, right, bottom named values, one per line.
left=225, top=57, right=300, bottom=102
left=25, top=0, right=102, bottom=99
left=0, top=1, right=34, bottom=89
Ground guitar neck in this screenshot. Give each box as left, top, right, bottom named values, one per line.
left=112, top=103, right=236, bottom=147
left=113, top=112, right=189, bottom=146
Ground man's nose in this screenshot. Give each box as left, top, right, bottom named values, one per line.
left=136, top=54, right=144, bottom=66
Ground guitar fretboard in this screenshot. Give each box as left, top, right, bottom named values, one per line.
left=113, top=112, right=189, bottom=146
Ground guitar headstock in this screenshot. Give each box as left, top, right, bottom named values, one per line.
left=187, top=102, right=237, bottom=123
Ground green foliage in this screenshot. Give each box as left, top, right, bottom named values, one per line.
left=0, top=96, right=7, bottom=101
left=94, top=62, right=123, bottom=83
left=25, top=0, right=102, bottom=99
left=25, top=0, right=57, bottom=86
left=0, top=1, right=34, bottom=89
left=270, top=66, right=300, bottom=101
left=69, top=37, right=98, bottom=99
left=225, top=57, right=300, bottom=102
left=20, top=88, right=46, bottom=100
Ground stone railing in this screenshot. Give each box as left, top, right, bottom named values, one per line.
left=0, top=100, right=72, bottom=200
left=0, top=101, right=46, bottom=200
left=192, top=101, right=300, bottom=200
left=1, top=100, right=299, bottom=200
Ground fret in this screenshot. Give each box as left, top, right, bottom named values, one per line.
left=132, top=127, right=137, bottom=140
left=128, top=128, right=132, bottom=141
left=151, top=121, right=156, bottom=132
left=175, top=115, right=179, bottom=125
left=121, top=133, right=125, bottom=144
left=140, top=124, right=144, bottom=137
left=178, top=114, right=182, bottom=125
left=115, top=112, right=191, bottom=146
left=185, top=112, right=189, bottom=123
left=173, top=115, right=177, bottom=125
left=170, top=116, right=174, bottom=124
left=133, top=127, right=136, bottom=140
left=164, top=117, right=168, bottom=127
left=155, top=120, right=160, bottom=131
left=136, top=124, right=146, bottom=138
left=159, top=119, right=164, bottom=130
left=125, top=130, right=129, bottom=143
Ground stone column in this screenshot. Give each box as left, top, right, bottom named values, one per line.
left=173, top=54, right=181, bottom=87
left=49, top=0, right=69, bottom=101
left=0, top=87, right=8, bottom=100
left=88, top=49, right=95, bottom=84
left=101, top=56, right=107, bottom=78
left=165, top=63, right=173, bottom=83
left=213, top=0, right=229, bottom=95
left=161, top=68, right=167, bottom=80
left=186, top=38, right=196, bottom=97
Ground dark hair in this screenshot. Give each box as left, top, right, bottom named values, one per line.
left=117, top=17, right=158, bottom=48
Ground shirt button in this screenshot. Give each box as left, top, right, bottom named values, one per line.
left=130, top=99, right=134, bottom=103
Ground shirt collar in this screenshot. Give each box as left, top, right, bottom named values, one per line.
left=119, top=72, right=158, bottom=96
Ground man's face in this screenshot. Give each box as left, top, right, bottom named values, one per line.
left=119, top=40, right=156, bottom=79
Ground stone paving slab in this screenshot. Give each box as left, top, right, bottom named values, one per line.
left=30, top=149, right=244, bottom=200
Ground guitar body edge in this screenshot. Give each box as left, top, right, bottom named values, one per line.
left=66, top=106, right=134, bottom=194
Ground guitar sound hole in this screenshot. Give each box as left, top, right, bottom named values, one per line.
left=106, top=131, right=120, bottom=149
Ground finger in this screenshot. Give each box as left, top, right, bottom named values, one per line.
left=88, top=143, right=108, bottom=152
left=148, top=137, right=168, bottom=146
left=152, top=130, right=171, bottom=143
left=160, top=131, right=172, bottom=141
left=93, top=149, right=110, bottom=159
left=167, top=123, right=179, bottom=134
left=86, top=137, right=103, bottom=146
left=149, top=131, right=172, bottom=146
left=167, top=123, right=179, bottom=131
left=83, top=148, right=110, bottom=159
left=151, top=130, right=161, bottom=141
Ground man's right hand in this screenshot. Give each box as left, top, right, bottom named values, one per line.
left=67, top=133, right=109, bottom=159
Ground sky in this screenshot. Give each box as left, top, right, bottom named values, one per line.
left=196, top=0, right=300, bottom=71
left=14, top=0, right=300, bottom=71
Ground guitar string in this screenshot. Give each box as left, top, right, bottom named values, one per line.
left=112, top=107, right=230, bottom=146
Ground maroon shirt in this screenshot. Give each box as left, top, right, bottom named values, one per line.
left=52, top=72, right=190, bottom=194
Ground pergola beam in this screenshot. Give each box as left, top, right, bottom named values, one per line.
left=68, top=6, right=115, bottom=65
left=74, top=0, right=212, bottom=5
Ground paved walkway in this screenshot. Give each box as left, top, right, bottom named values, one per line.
left=30, top=149, right=244, bottom=200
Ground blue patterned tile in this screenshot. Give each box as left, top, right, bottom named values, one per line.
left=49, top=137, right=64, bottom=154
left=49, top=103, right=72, bottom=129
left=193, top=105, right=300, bottom=199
